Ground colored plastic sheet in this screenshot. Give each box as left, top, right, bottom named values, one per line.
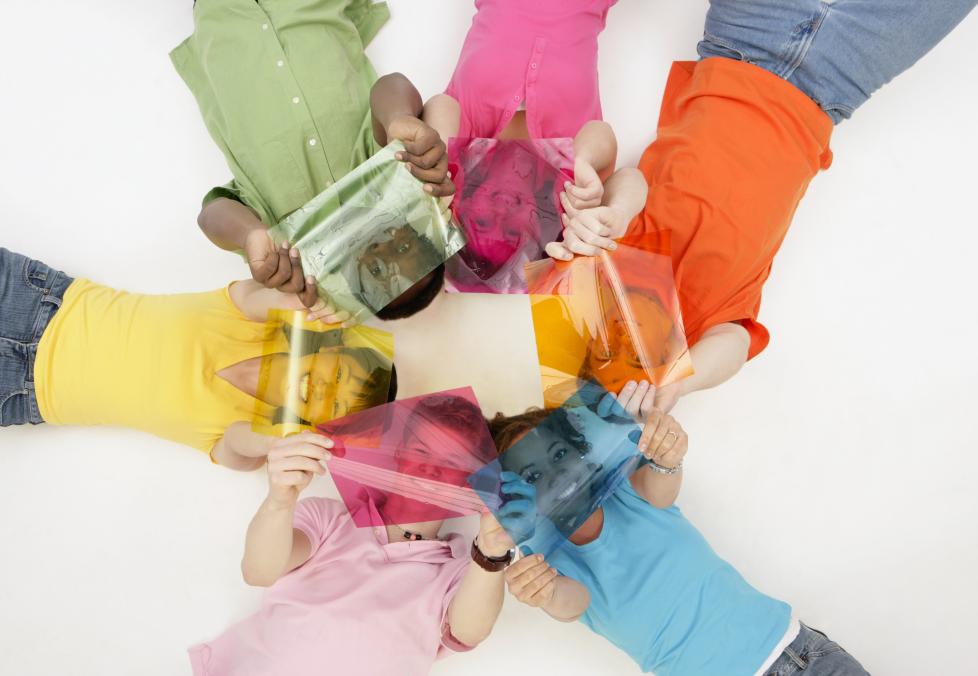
left=526, top=232, right=694, bottom=408
left=467, top=382, right=643, bottom=556
left=445, top=137, right=574, bottom=294
left=251, top=310, right=394, bottom=437
left=269, top=141, right=467, bottom=322
left=317, top=388, right=497, bottom=527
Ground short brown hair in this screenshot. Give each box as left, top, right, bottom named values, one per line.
left=487, top=408, right=591, bottom=458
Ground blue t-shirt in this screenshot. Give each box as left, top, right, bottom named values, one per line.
left=547, top=480, right=791, bottom=676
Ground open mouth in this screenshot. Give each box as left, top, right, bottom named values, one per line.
left=298, top=373, right=311, bottom=404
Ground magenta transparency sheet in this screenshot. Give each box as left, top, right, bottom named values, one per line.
left=446, top=137, right=574, bottom=293
left=317, top=388, right=497, bottom=526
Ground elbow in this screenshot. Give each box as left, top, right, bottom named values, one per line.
left=447, top=625, right=490, bottom=649
left=241, top=561, right=276, bottom=588
left=647, top=494, right=677, bottom=510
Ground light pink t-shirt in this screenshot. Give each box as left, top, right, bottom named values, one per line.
left=189, top=497, right=471, bottom=676
left=445, top=0, right=618, bottom=139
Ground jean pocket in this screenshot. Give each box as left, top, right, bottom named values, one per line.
left=24, top=259, right=53, bottom=294
left=698, top=33, right=752, bottom=63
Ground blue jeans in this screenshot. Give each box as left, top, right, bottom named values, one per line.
left=0, top=248, right=73, bottom=426
left=698, top=0, right=978, bottom=123
left=766, top=624, right=870, bottom=676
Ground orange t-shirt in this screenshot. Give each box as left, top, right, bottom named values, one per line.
left=628, top=58, right=834, bottom=359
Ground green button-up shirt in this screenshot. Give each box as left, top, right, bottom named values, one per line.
left=171, top=0, right=390, bottom=225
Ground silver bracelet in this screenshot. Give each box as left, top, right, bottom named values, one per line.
left=646, top=458, right=683, bottom=475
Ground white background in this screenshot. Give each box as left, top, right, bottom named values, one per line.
left=1, top=1, right=976, bottom=674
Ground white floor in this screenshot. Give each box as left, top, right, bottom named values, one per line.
left=1, top=2, right=977, bottom=675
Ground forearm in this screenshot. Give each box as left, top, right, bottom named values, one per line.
left=241, top=498, right=297, bottom=586
left=630, top=466, right=682, bottom=509
left=603, top=167, right=648, bottom=238
left=423, top=94, right=461, bottom=144
left=446, top=562, right=506, bottom=647
left=574, top=120, right=618, bottom=180
left=540, top=575, right=590, bottom=622
left=222, top=421, right=275, bottom=459
left=371, top=72, right=424, bottom=146
left=680, top=322, right=751, bottom=397
left=198, top=197, right=267, bottom=252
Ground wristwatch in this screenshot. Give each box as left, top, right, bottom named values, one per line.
left=471, top=538, right=515, bottom=572
left=647, top=458, right=683, bottom=475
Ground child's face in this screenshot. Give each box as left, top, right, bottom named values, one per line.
left=500, top=425, right=602, bottom=533
left=395, top=420, right=473, bottom=488
left=288, top=348, right=374, bottom=424
left=356, top=224, right=432, bottom=306
left=586, top=289, right=676, bottom=392
left=457, top=157, right=541, bottom=275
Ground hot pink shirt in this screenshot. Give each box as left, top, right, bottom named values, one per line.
left=445, top=0, right=618, bottom=139
left=189, top=497, right=471, bottom=676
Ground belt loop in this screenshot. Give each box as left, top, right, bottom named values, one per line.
left=783, top=645, right=808, bottom=670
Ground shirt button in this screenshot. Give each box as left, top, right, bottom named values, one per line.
left=292, top=96, right=300, bottom=104
left=308, top=138, right=317, bottom=147
left=513, top=95, right=521, bottom=102
left=531, top=62, right=538, bottom=69
left=277, top=59, right=284, bottom=68
left=261, top=23, right=269, bottom=30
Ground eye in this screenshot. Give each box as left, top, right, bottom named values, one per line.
left=396, top=241, right=411, bottom=254
left=370, top=264, right=383, bottom=277
left=523, top=471, right=542, bottom=485
left=553, top=447, right=568, bottom=463
left=335, top=366, right=342, bottom=384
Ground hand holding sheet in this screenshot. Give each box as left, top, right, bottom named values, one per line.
left=270, top=142, right=466, bottom=321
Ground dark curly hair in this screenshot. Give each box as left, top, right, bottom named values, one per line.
left=487, top=407, right=591, bottom=459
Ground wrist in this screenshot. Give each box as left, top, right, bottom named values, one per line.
left=263, top=494, right=297, bottom=513
left=474, top=536, right=511, bottom=559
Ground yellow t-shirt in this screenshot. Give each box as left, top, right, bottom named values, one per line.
left=34, top=280, right=277, bottom=452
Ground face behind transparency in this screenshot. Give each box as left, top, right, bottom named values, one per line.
left=456, top=146, right=549, bottom=278
left=585, top=285, right=681, bottom=392
left=263, top=347, right=377, bottom=424
left=500, top=423, right=603, bottom=535
left=356, top=222, right=437, bottom=308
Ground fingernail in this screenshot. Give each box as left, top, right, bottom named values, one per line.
left=395, top=152, right=403, bottom=160
left=323, top=439, right=334, bottom=448
left=290, top=248, right=299, bottom=257
left=609, top=243, right=618, bottom=250
left=424, top=185, right=433, bottom=192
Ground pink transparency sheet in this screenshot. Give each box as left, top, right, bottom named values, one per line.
left=446, top=137, right=574, bottom=293
left=317, top=388, right=498, bottom=527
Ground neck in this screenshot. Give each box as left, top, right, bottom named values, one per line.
left=381, top=493, right=444, bottom=541
left=568, top=508, right=604, bottom=546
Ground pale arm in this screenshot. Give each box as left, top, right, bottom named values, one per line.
left=241, top=500, right=313, bottom=586
left=629, top=465, right=682, bottom=509
left=603, top=168, right=650, bottom=239
left=241, top=433, right=332, bottom=586
left=445, top=514, right=512, bottom=646
left=678, top=321, right=751, bottom=399
left=539, top=575, right=591, bottom=622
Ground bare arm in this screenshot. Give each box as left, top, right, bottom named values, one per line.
left=241, top=433, right=333, bottom=586
left=423, top=94, right=461, bottom=145
left=574, top=120, right=618, bottom=182
left=652, top=321, right=751, bottom=412
left=444, top=514, right=512, bottom=647
left=370, top=73, right=454, bottom=196
left=212, top=422, right=275, bottom=471
left=506, top=554, right=590, bottom=622
left=198, top=197, right=267, bottom=252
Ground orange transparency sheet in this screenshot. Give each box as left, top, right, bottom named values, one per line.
left=526, top=233, right=694, bottom=407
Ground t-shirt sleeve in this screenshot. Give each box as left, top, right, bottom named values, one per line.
left=292, top=498, right=347, bottom=555
left=436, top=555, right=477, bottom=657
